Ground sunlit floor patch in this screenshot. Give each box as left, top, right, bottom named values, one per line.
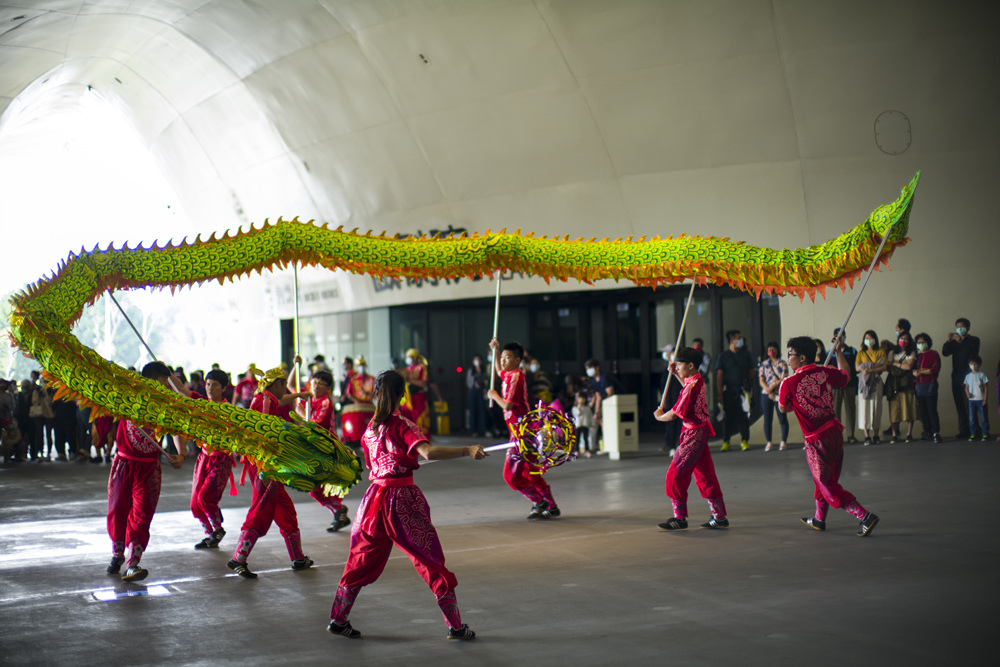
left=92, top=584, right=172, bottom=602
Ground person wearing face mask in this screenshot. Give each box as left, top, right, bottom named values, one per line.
left=894, top=318, right=911, bottom=341
left=399, top=348, right=432, bottom=438
left=583, top=359, right=623, bottom=420
left=826, top=328, right=858, bottom=443
left=466, top=355, right=488, bottom=438
left=715, top=330, right=753, bottom=452
left=856, top=330, right=887, bottom=446
left=941, top=318, right=981, bottom=440
left=963, top=356, right=990, bottom=441
left=342, top=356, right=376, bottom=445
left=886, top=333, right=918, bottom=443
left=691, top=338, right=711, bottom=379
left=525, top=354, right=554, bottom=406
left=758, top=342, right=789, bottom=451
left=339, top=357, right=355, bottom=400
left=912, top=333, right=941, bottom=442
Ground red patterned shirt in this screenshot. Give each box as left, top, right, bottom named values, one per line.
left=500, top=368, right=529, bottom=431
left=778, top=363, right=848, bottom=440
left=361, top=412, right=428, bottom=481
left=308, top=394, right=335, bottom=433
left=115, top=420, right=162, bottom=462
left=671, top=373, right=715, bottom=435
left=250, top=389, right=293, bottom=422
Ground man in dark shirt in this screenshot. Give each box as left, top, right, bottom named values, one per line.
left=715, top=330, right=754, bottom=451
left=941, top=317, right=981, bottom=439
left=826, top=328, right=859, bottom=443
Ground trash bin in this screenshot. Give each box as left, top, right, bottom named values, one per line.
left=601, top=394, right=638, bottom=460
left=434, top=400, right=450, bottom=436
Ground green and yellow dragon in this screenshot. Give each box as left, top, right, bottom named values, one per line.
left=6, top=172, right=919, bottom=495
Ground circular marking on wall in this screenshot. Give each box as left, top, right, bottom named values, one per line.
left=874, top=110, right=912, bottom=155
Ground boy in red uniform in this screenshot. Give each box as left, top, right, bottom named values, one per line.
left=779, top=336, right=880, bottom=537
left=327, top=370, right=486, bottom=640
left=227, top=364, right=314, bottom=578
left=190, top=369, right=237, bottom=549
left=289, top=362, right=351, bottom=533
left=653, top=347, right=729, bottom=530
left=488, top=339, right=559, bottom=520
left=106, top=362, right=186, bottom=581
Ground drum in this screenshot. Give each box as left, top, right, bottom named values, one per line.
left=341, top=403, right=375, bottom=441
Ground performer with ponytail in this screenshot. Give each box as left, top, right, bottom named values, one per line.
left=327, top=370, right=486, bottom=641
left=226, top=364, right=314, bottom=579
left=190, top=369, right=237, bottom=550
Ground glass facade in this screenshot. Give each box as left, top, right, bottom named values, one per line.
left=288, top=284, right=776, bottom=433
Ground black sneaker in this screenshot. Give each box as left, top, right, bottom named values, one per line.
left=542, top=504, right=561, bottom=518
left=327, top=509, right=351, bottom=532
left=207, top=528, right=226, bottom=548
left=447, top=624, right=477, bottom=640
left=527, top=506, right=545, bottom=520
left=872, top=436, right=881, bottom=445
left=863, top=437, right=872, bottom=446
left=327, top=620, right=361, bottom=639
left=801, top=517, right=826, bottom=531
left=121, top=565, right=148, bottom=582
left=858, top=512, right=880, bottom=537
left=932, top=433, right=942, bottom=443
left=291, top=557, right=314, bottom=571
left=658, top=517, right=688, bottom=530
left=107, top=556, right=125, bottom=574
left=700, top=517, right=729, bottom=529
left=194, top=536, right=214, bottom=549
left=227, top=559, right=258, bottom=579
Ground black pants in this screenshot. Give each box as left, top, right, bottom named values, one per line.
left=951, top=379, right=976, bottom=437
left=916, top=391, right=940, bottom=437
left=722, top=389, right=749, bottom=442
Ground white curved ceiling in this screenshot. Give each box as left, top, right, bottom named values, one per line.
left=1, top=1, right=997, bottom=316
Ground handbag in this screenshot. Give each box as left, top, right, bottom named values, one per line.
left=28, top=404, right=43, bottom=418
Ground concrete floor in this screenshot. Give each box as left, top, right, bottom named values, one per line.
left=1, top=434, right=997, bottom=666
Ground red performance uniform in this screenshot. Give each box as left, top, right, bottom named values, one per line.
left=501, top=368, right=555, bottom=508
left=400, top=364, right=431, bottom=437
left=329, top=411, right=464, bottom=630
left=305, top=393, right=345, bottom=514
left=107, top=420, right=163, bottom=568
left=341, top=373, right=375, bottom=444
left=779, top=364, right=868, bottom=522
left=92, top=414, right=116, bottom=454
left=230, top=390, right=306, bottom=564
left=664, top=374, right=726, bottom=520
left=188, top=392, right=236, bottom=537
